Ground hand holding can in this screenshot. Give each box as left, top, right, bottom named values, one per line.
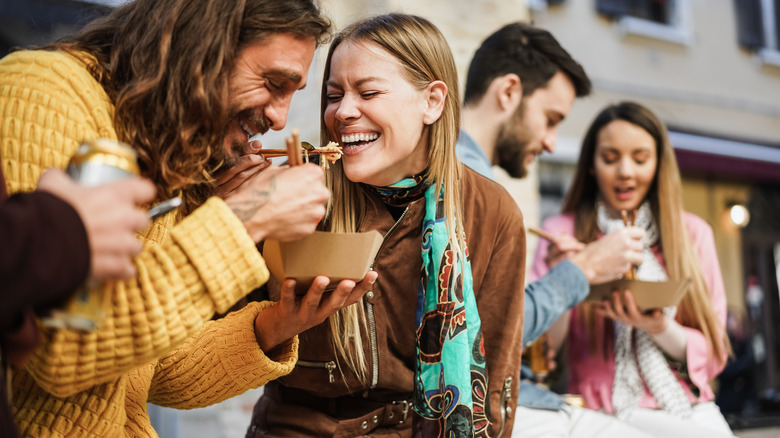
left=42, top=139, right=154, bottom=331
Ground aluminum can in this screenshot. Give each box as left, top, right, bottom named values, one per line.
left=43, top=139, right=140, bottom=331
left=66, top=138, right=140, bottom=185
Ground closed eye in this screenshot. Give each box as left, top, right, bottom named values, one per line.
left=267, top=79, right=282, bottom=91
left=326, top=93, right=343, bottom=102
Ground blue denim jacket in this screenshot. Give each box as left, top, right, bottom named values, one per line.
left=456, top=131, right=590, bottom=411
left=518, top=261, right=587, bottom=409
left=455, top=130, right=495, bottom=181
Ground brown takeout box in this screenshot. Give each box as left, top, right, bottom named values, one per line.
left=262, top=230, right=383, bottom=292
left=587, top=278, right=692, bottom=309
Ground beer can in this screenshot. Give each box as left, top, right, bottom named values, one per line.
left=42, top=139, right=140, bottom=331
left=528, top=334, right=550, bottom=380
left=66, top=138, right=140, bottom=185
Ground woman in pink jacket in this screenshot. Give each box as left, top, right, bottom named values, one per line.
left=531, top=101, right=734, bottom=437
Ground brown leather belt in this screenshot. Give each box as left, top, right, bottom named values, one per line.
left=268, top=383, right=412, bottom=425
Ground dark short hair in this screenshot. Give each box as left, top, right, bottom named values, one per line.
left=463, top=22, right=590, bottom=105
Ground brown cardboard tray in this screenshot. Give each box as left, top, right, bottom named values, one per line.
left=587, top=278, right=691, bottom=309
left=262, top=230, right=383, bottom=293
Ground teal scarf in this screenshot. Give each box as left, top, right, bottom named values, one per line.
left=369, top=177, right=491, bottom=437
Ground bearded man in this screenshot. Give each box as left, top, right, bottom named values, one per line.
left=0, top=1, right=375, bottom=436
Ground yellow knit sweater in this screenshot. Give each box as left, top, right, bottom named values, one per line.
left=0, top=50, right=297, bottom=436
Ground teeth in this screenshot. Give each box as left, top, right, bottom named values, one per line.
left=340, top=133, right=378, bottom=144
left=240, top=120, right=256, bottom=137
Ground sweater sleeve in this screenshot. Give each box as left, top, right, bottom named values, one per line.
left=0, top=190, right=89, bottom=326
left=1, top=50, right=270, bottom=397
left=148, top=301, right=298, bottom=409
left=24, top=199, right=269, bottom=398
left=681, top=213, right=728, bottom=396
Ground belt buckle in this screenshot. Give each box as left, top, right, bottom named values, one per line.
left=391, top=400, right=410, bottom=424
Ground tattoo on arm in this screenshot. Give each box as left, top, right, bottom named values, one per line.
left=229, top=175, right=276, bottom=221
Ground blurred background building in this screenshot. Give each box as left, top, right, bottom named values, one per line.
left=2, top=0, right=779, bottom=436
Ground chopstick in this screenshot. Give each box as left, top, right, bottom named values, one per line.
left=285, top=128, right=303, bottom=166
left=621, top=209, right=638, bottom=280
left=528, top=226, right=555, bottom=242
left=256, top=149, right=331, bottom=157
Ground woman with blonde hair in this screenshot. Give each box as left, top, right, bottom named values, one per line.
left=247, top=13, right=527, bottom=437
left=531, top=101, right=733, bottom=436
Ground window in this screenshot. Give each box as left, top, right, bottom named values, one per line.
left=596, top=0, right=693, bottom=46
left=734, top=0, right=780, bottom=67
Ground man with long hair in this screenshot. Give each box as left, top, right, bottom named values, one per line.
left=0, top=1, right=375, bottom=436
left=457, top=23, right=651, bottom=436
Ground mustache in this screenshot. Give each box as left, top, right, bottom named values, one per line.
left=232, top=107, right=270, bottom=137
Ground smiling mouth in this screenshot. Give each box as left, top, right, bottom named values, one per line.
left=615, top=187, right=635, bottom=200
left=340, top=133, right=379, bottom=151
left=240, top=119, right=258, bottom=139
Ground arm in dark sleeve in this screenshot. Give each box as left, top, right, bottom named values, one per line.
left=0, top=190, right=89, bottom=327
left=522, top=259, right=588, bottom=345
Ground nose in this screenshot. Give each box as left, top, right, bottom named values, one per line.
left=334, top=95, right=361, bottom=122
left=263, top=95, right=293, bottom=131
left=617, top=157, right=634, bottom=178
left=542, top=129, right=557, bottom=153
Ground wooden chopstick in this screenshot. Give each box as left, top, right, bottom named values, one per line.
left=528, top=226, right=555, bottom=242
left=258, top=149, right=330, bottom=157
left=620, top=209, right=638, bottom=280
left=285, top=131, right=302, bottom=166
left=292, top=128, right=302, bottom=166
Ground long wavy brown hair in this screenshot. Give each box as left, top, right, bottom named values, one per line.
left=562, top=101, right=730, bottom=364
left=43, top=0, right=330, bottom=213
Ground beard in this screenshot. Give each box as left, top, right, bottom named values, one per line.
left=494, top=106, right=532, bottom=179
left=212, top=107, right=270, bottom=171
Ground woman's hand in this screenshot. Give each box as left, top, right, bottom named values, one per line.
left=598, top=289, right=668, bottom=334
left=253, top=271, right=378, bottom=352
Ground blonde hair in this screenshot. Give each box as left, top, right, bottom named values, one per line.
left=319, top=13, right=463, bottom=382
left=562, top=101, right=730, bottom=364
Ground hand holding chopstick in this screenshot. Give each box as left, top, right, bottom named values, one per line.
left=621, top=209, right=638, bottom=280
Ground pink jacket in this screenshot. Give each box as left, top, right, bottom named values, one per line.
left=530, top=212, right=728, bottom=413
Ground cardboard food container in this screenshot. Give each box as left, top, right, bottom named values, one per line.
left=587, top=278, right=692, bottom=309
left=262, top=230, right=383, bottom=293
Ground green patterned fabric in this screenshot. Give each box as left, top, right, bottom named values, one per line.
left=369, top=176, right=491, bottom=436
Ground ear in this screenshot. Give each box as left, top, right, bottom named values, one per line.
left=496, top=73, right=523, bottom=114
left=422, top=80, right=447, bottom=125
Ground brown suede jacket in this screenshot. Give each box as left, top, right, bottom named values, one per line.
left=249, top=166, right=526, bottom=438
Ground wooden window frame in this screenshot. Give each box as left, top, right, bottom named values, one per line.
left=597, top=0, right=694, bottom=46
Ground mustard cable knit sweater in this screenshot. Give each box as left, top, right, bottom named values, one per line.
left=0, top=50, right=297, bottom=436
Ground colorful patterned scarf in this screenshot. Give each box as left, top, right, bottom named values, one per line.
left=368, top=176, right=491, bottom=437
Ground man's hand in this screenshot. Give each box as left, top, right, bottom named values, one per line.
left=566, top=227, right=645, bottom=284
left=214, top=141, right=271, bottom=198
left=221, top=163, right=330, bottom=243
left=37, top=168, right=156, bottom=282
left=253, top=272, right=378, bottom=351
left=543, top=233, right=585, bottom=268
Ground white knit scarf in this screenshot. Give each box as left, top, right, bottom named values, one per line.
left=597, top=200, right=692, bottom=420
